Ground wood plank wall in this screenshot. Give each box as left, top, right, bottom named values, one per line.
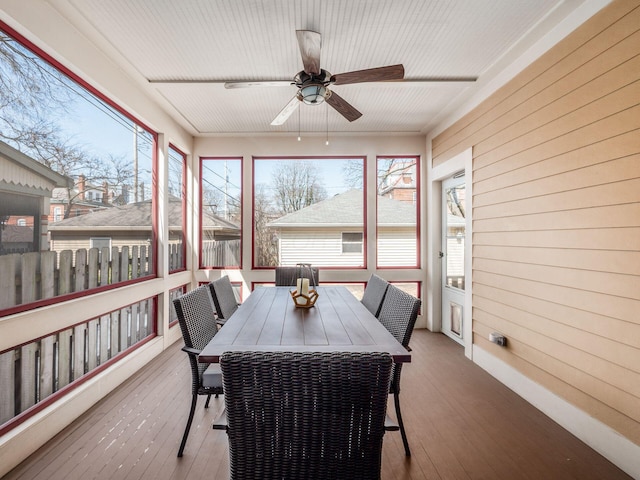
left=432, top=0, right=640, bottom=445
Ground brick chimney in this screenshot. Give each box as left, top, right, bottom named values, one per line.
left=78, top=175, right=86, bottom=200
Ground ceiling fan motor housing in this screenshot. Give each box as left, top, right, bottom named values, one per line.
left=295, top=69, right=333, bottom=105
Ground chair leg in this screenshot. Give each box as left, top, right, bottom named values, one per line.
left=394, top=391, right=411, bottom=457
left=204, top=393, right=212, bottom=408
left=177, top=394, right=198, bottom=457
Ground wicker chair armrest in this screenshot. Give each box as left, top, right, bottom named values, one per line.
left=212, top=407, right=228, bottom=431
left=181, top=346, right=201, bottom=356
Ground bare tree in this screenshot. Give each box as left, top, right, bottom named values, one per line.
left=341, top=159, right=364, bottom=189
left=377, top=158, right=416, bottom=191
left=272, top=161, right=327, bottom=214
left=0, top=31, right=135, bottom=216
left=253, top=184, right=279, bottom=266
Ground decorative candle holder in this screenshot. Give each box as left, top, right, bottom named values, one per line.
left=290, top=263, right=319, bottom=308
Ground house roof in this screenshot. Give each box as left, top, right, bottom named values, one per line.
left=0, top=141, right=73, bottom=193
left=268, top=189, right=416, bottom=228
left=48, top=199, right=240, bottom=232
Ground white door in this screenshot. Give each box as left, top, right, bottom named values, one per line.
left=441, top=174, right=466, bottom=344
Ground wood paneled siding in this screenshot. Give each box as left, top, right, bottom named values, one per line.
left=377, top=228, right=418, bottom=267
left=432, top=0, right=640, bottom=445
left=278, top=229, right=364, bottom=267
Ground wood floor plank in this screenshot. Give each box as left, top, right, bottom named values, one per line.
left=3, top=330, right=632, bottom=480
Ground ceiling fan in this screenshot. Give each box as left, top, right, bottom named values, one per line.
left=223, top=30, right=405, bottom=125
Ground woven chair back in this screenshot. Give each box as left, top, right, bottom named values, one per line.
left=221, top=351, right=392, bottom=480
left=361, top=274, right=389, bottom=317
left=274, top=266, right=320, bottom=287
left=173, top=285, right=219, bottom=391
left=209, top=276, right=239, bottom=319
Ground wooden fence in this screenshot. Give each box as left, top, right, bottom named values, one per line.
left=0, top=246, right=156, bottom=311
left=201, top=239, right=240, bottom=267
left=0, top=297, right=154, bottom=425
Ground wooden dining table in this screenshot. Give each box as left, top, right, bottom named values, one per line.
left=198, top=286, right=411, bottom=364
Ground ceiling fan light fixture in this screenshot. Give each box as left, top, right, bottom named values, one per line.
left=298, top=84, right=330, bottom=105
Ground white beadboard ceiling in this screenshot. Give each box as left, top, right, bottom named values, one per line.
left=51, top=0, right=587, bottom=136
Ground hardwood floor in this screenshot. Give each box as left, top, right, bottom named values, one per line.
left=3, top=330, right=631, bottom=480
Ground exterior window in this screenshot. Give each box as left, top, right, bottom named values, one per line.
left=90, top=237, right=111, bottom=250
left=168, top=145, right=186, bottom=272
left=53, top=207, right=63, bottom=222
left=376, top=156, right=420, bottom=268
left=200, top=157, right=242, bottom=268
left=16, top=219, right=26, bottom=227
left=342, top=232, right=363, bottom=253
left=253, top=157, right=365, bottom=268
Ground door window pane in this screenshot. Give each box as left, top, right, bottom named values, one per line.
left=445, top=184, right=465, bottom=290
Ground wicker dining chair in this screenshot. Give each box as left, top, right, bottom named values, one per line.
left=361, top=274, right=389, bottom=317
left=274, top=265, right=320, bottom=287
left=214, top=351, right=392, bottom=480
left=208, top=275, right=240, bottom=325
left=376, top=284, right=421, bottom=457
left=173, top=285, right=223, bottom=457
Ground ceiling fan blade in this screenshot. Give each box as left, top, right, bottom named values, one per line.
left=296, top=30, right=321, bottom=75
left=331, top=64, right=405, bottom=85
left=224, top=80, right=292, bottom=89
left=271, top=96, right=300, bottom=126
left=326, top=91, right=362, bottom=122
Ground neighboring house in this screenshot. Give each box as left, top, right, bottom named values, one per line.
left=0, top=141, right=73, bottom=253
left=268, top=189, right=417, bottom=267
left=50, top=174, right=114, bottom=222
left=48, top=198, right=240, bottom=255
left=378, top=159, right=417, bottom=204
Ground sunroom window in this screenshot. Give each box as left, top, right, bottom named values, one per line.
left=253, top=156, right=365, bottom=268
left=0, top=25, right=157, bottom=315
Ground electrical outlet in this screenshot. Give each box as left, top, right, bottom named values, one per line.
left=489, top=332, right=507, bottom=347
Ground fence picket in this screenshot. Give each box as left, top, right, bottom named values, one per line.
left=99, top=315, right=110, bottom=365
left=20, top=344, right=37, bottom=411
left=72, top=325, right=85, bottom=380
left=0, top=351, right=15, bottom=424
left=21, top=253, right=38, bottom=304
left=88, top=248, right=99, bottom=289
left=57, top=330, right=72, bottom=389
left=41, top=251, right=56, bottom=301
left=110, top=311, right=120, bottom=356
left=75, top=249, right=87, bottom=292
left=0, top=255, right=18, bottom=307
left=87, top=319, right=98, bottom=371
left=58, top=251, right=73, bottom=295
left=100, top=247, right=109, bottom=286
left=39, top=337, right=55, bottom=399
